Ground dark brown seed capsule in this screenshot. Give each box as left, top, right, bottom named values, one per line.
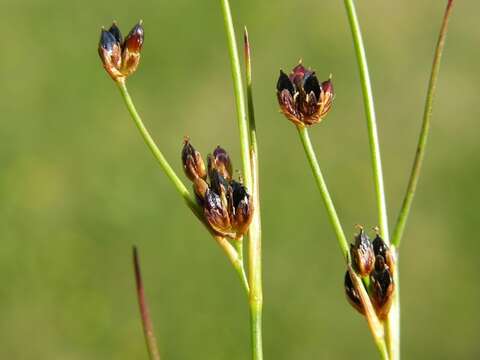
left=121, top=21, right=144, bottom=77
left=276, top=62, right=334, bottom=126
left=182, top=139, right=207, bottom=181
left=344, top=270, right=365, bottom=315
left=204, top=188, right=233, bottom=238
left=98, top=28, right=123, bottom=81
left=208, top=146, right=233, bottom=181
left=108, top=22, right=123, bottom=44
left=370, top=255, right=394, bottom=320
left=229, top=180, right=253, bottom=238
left=350, top=227, right=375, bottom=276
left=372, top=233, right=395, bottom=273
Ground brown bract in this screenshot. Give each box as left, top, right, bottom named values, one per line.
left=276, top=63, right=334, bottom=126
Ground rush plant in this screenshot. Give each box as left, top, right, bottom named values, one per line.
left=275, top=1, right=455, bottom=359
left=97, top=1, right=455, bottom=359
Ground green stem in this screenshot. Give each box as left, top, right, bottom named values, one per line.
left=343, top=1, right=398, bottom=358
left=391, top=0, right=455, bottom=248
left=116, top=80, right=199, bottom=215
left=244, top=28, right=263, bottom=360
left=220, top=0, right=253, bottom=192
left=133, top=246, right=161, bottom=360
left=233, top=238, right=250, bottom=294
left=296, top=126, right=349, bottom=260
left=343, top=0, right=389, bottom=244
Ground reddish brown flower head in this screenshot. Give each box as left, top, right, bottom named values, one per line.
left=98, top=21, right=144, bottom=82
left=181, top=142, right=253, bottom=239
left=276, top=62, right=334, bottom=126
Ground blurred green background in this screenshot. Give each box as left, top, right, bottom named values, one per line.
left=0, top=0, right=478, bottom=358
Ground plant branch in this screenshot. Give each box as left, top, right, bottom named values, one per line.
left=296, top=126, right=349, bottom=260
left=392, top=0, right=455, bottom=248
left=133, top=246, right=161, bottom=360
left=244, top=27, right=263, bottom=360
left=343, top=0, right=390, bottom=244
left=116, top=80, right=249, bottom=293
left=116, top=80, right=198, bottom=214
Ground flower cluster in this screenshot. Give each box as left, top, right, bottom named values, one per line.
left=276, top=62, right=334, bottom=126
left=345, top=226, right=395, bottom=320
left=182, top=140, right=253, bottom=240
left=98, top=21, right=144, bottom=82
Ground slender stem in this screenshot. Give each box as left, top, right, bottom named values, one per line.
left=297, top=126, right=349, bottom=260
left=385, top=253, right=400, bottom=360
left=220, top=0, right=253, bottom=192
left=116, top=80, right=249, bottom=292
left=133, top=246, right=161, bottom=360
left=392, top=0, right=455, bottom=248
left=116, top=80, right=199, bottom=214
left=244, top=28, right=263, bottom=360
left=221, top=237, right=250, bottom=294
left=343, top=1, right=398, bottom=358
left=343, top=0, right=389, bottom=244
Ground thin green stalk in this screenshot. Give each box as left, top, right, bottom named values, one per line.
left=296, top=126, right=349, bottom=260
left=116, top=80, right=249, bottom=293
left=343, top=1, right=398, bottom=358
left=229, top=237, right=250, bottom=294
left=244, top=28, right=263, bottom=360
left=392, top=0, right=455, bottom=248
left=343, top=0, right=389, bottom=244
left=220, top=0, right=253, bottom=192
left=133, top=246, right=161, bottom=360
left=116, top=80, right=199, bottom=214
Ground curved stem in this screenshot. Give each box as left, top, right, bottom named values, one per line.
left=296, top=126, right=349, bottom=260
left=244, top=28, right=263, bottom=360
left=392, top=0, right=455, bottom=248
left=220, top=0, right=253, bottom=192
left=343, top=0, right=389, bottom=244
left=116, top=80, right=199, bottom=214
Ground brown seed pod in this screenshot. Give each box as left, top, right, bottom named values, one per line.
left=370, top=255, right=395, bottom=320
left=350, top=227, right=375, bottom=276
left=344, top=270, right=365, bottom=315
left=182, top=139, right=207, bottom=181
